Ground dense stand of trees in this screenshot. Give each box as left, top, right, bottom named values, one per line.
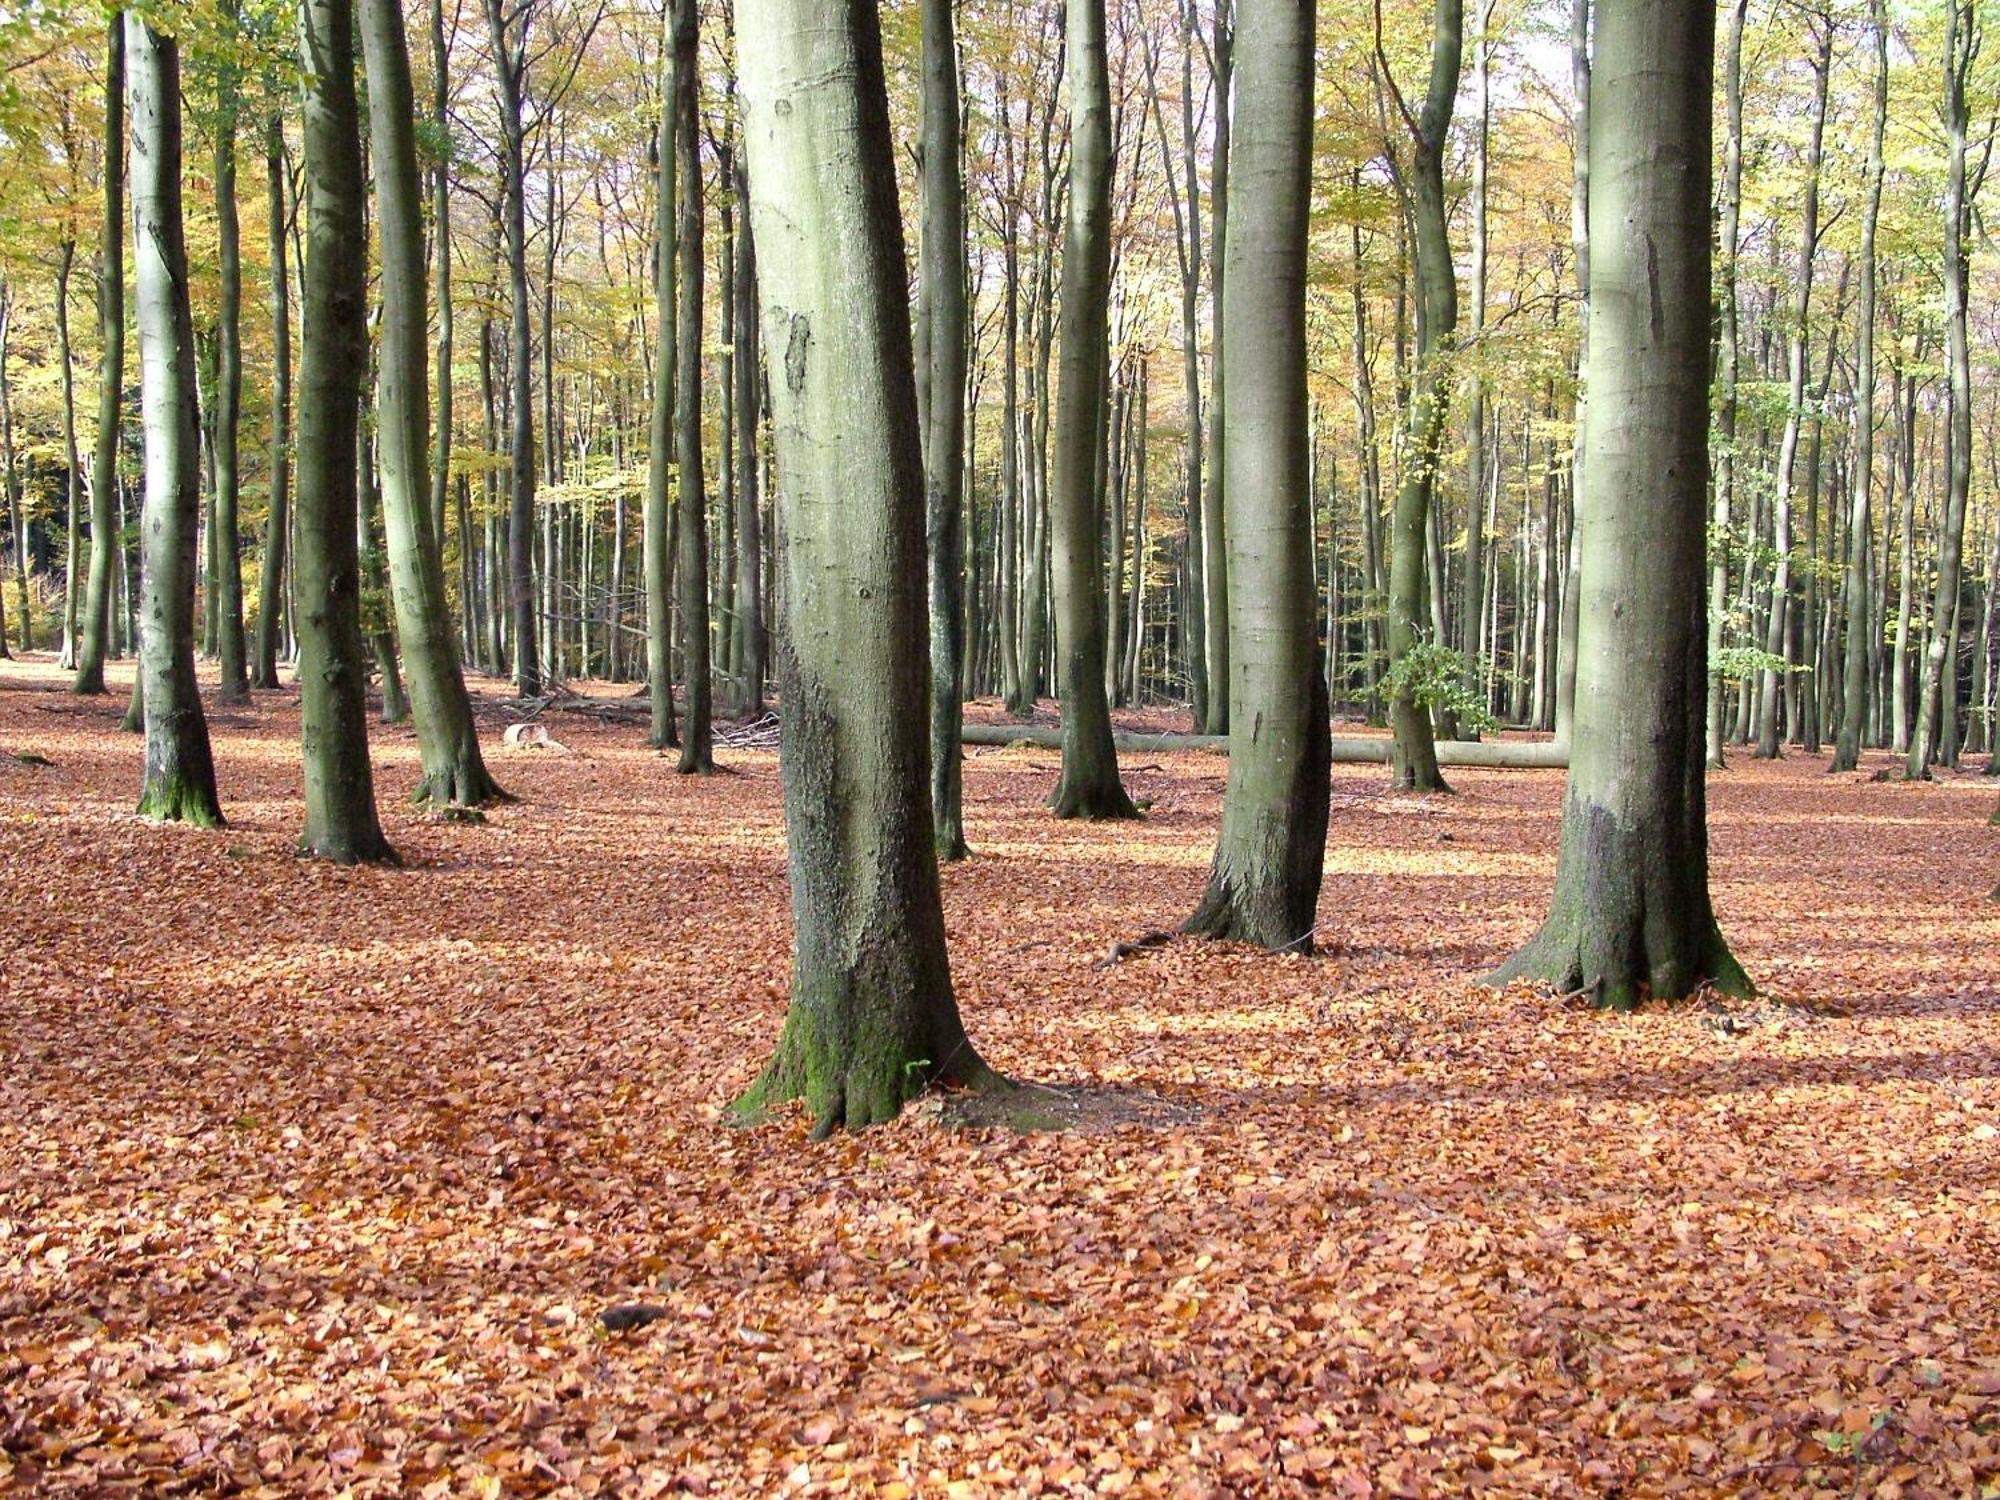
left=1, top=0, right=1998, bottom=1127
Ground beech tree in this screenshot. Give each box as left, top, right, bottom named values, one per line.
left=71, top=15, right=121, bottom=697
left=730, top=0, right=1000, bottom=1134
left=1491, top=0, right=1749, bottom=1009
left=670, top=0, right=712, bottom=775
left=1183, top=0, right=1326, bottom=951
left=249, top=112, right=290, bottom=691
left=127, top=12, right=223, bottom=827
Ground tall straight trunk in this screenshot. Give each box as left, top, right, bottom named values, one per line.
left=1175, top=7, right=1206, bottom=722
left=643, top=18, right=678, bottom=749
left=1755, top=21, right=1831, bottom=758
left=1799, top=276, right=1846, bottom=751
left=1913, top=0, right=1978, bottom=778
left=210, top=1, right=249, bottom=702
left=1461, top=0, right=1494, bottom=685
left=1552, top=0, right=1586, bottom=745
left=671, top=0, right=713, bottom=773
left=921, top=0, right=969, bottom=856
left=1380, top=0, right=1460, bottom=791
left=714, top=141, right=737, bottom=696
left=1047, top=0, right=1135, bottom=820
left=74, top=14, right=124, bottom=694
left=1124, top=359, right=1147, bottom=698
left=729, top=0, right=1000, bottom=1134
left=732, top=156, right=764, bottom=716
left=56, top=243, right=82, bottom=671
left=482, top=0, right=540, bottom=696
left=1492, top=0, right=1748, bottom=1008
left=360, top=0, right=505, bottom=807
left=1351, top=215, right=1386, bottom=703
left=127, top=16, right=223, bottom=825
left=1707, top=0, right=1748, bottom=766
left=0, top=287, right=22, bottom=656
left=996, top=135, right=1024, bottom=710
left=295, top=0, right=396, bottom=862
left=1199, top=1, right=1232, bottom=735
left=252, top=116, right=291, bottom=689
left=430, top=0, right=453, bottom=555
left=357, top=421, right=408, bottom=723
left=1184, top=0, right=1326, bottom=950
left=1892, top=363, right=1916, bottom=751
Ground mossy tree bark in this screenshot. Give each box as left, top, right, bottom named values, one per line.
left=127, top=15, right=223, bottom=828
left=1832, top=0, right=1886, bottom=774
left=295, top=0, right=397, bottom=866
left=1489, top=0, right=1749, bottom=1012
left=359, top=0, right=506, bottom=809
left=1376, top=0, right=1458, bottom=793
left=919, top=0, right=969, bottom=860
left=1183, top=0, right=1327, bottom=952
left=250, top=115, right=291, bottom=690
left=730, top=0, right=1001, bottom=1135
left=643, top=14, right=679, bottom=751
left=73, top=15, right=123, bottom=696
left=670, top=0, right=713, bottom=775
left=1046, top=0, right=1136, bottom=822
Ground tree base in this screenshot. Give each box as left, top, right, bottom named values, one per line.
left=1048, top=773, right=1139, bottom=821
left=410, top=758, right=513, bottom=810
left=137, top=773, right=225, bottom=829
left=299, top=830, right=402, bottom=868
left=71, top=670, right=106, bottom=698
left=1183, top=874, right=1316, bottom=954
left=730, top=1008, right=1006, bottom=1137
left=935, top=818, right=969, bottom=863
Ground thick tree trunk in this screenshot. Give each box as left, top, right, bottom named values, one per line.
left=671, top=0, right=713, bottom=774
left=127, top=16, right=223, bottom=827
left=295, top=0, right=396, bottom=864
left=251, top=117, right=291, bottom=690
left=1183, top=0, right=1327, bottom=951
left=360, top=0, right=505, bottom=807
left=730, top=0, right=999, bottom=1134
left=74, top=16, right=124, bottom=694
left=1047, top=0, right=1135, bottom=821
left=1490, top=0, right=1748, bottom=1010
left=921, top=0, right=969, bottom=858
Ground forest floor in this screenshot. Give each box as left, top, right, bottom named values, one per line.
left=2, top=655, right=1998, bottom=1497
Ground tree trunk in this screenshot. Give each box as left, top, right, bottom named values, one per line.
left=729, top=0, right=1000, bottom=1134
left=1183, top=0, right=1326, bottom=951
left=643, top=18, right=679, bottom=749
left=1707, top=0, right=1748, bottom=767
left=127, top=16, right=223, bottom=826
left=671, top=0, right=713, bottom=773
left=1199, top=2, right=1231, bottom=736
left=211, top=3, right=250, bottom=704
left=1490, top=0, right=1748, bottom=1009
left=74, top=15, right=124, bottom=694
left=360, top=0, right=506, bottom=807
left=295, top=0, right=397, bottom=863
left=732, top=156, right=764, bottom=717
left=251, top=116, right=291, bottom=690
left=921, top=0, right=969, bottom=857
left=429, top=0, right=454, bottom=560
left=1047, top=0, right=1135, bottom=820
left=56, top=243, right=82, bottom=673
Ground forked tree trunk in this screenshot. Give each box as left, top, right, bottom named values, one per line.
left=127, top=15, right=223, bottom=827
left=1047, top=0, right=1135, bottom=821
left=360, top=0, right=506, bottom=807
left=251, top=115, right=291, bottom=690
left=74, top=15, right=124, bottom=695
left=1490, top=0, right=1749, bottom=1010
left=295, top=0, right=396, bottom=864
left=921, top=0, right=969, bottom=858
left=730, top=0, right=1000, bottom=1134
left=1183, top=0, right=1327, bottom=951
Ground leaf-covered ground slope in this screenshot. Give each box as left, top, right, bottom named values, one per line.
left=2, top=658, right=1997, bottom=1496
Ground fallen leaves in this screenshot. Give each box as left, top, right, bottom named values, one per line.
left=0, top=658, right=1998, bottom=1494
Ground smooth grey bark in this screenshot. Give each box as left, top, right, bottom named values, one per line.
left=251, top=115, right=290, bottom=690
left=731, top=156, right=764, bottom=718
left=296, top=0, right=396, bottom=864
left=481, top=0, right=540, bottom=696
left=1490, top=0, right=1748, bottom=1010
left=1552, top=0, right=1585, bottom=747
left=1047, top=0, right=1135, bottom=820
left=643, top=13, right=678, bottom=749
left=0, top=286, right=21, bottom=656
left=127, top=15, right=223, bottom=826
left=1199, top=0, right=1231, bottom=736
left=1461, top=0, right=1495, bottom=698
left=1707, top=0, right=1748, bottom=769
left=210, top=1, right=249, bottom=704
left=670, top=0, right=712, bottom=774
left=360, top=0, right=505, bottom=807
left=429, top=0, right=453, bottom=557
left=1377, top=0, right=1459, bottom=791
left=74, top=15, right=124, bottom=695
left=1833, top=6, right=1885, bottom=775
left=1911, top=0, right=1978, bottom=780
left=920, top=0, right=969, bottom=857
left=729, top=0, right=1000, bottom=1134
left=1183, top=0, right=1326, bottom=951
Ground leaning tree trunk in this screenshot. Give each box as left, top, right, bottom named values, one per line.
left=73, top=15, right=124, bottom=695
left=295, top=0, right=397, bottom=864
left=127, top=15, right=223, bottom=827
left=1382, top=0, right=1459, bottom=793
left=1833, top=0, right=1887, bottom=774
left=729, top=0, right=1001, bottom=1135
left=671, top=0, right=713, bottom=775
left=251, top=115, right=291, bottom=689
left=920, top=0, right=969, bottom=858
left=1182, top=0, right=1327, bottom=952
left=360, top=0, right=506, bottom=807
left=1046, top=0, right=1135, bottom=821
left=211, top=6, right=250, bottom=704
left=643, top=13, right=679, bottom=750
left=1489, top=0, right=1750, bottom=1011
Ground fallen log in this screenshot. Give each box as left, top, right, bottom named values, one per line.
left=959, top=722, right=1567, bottom=769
